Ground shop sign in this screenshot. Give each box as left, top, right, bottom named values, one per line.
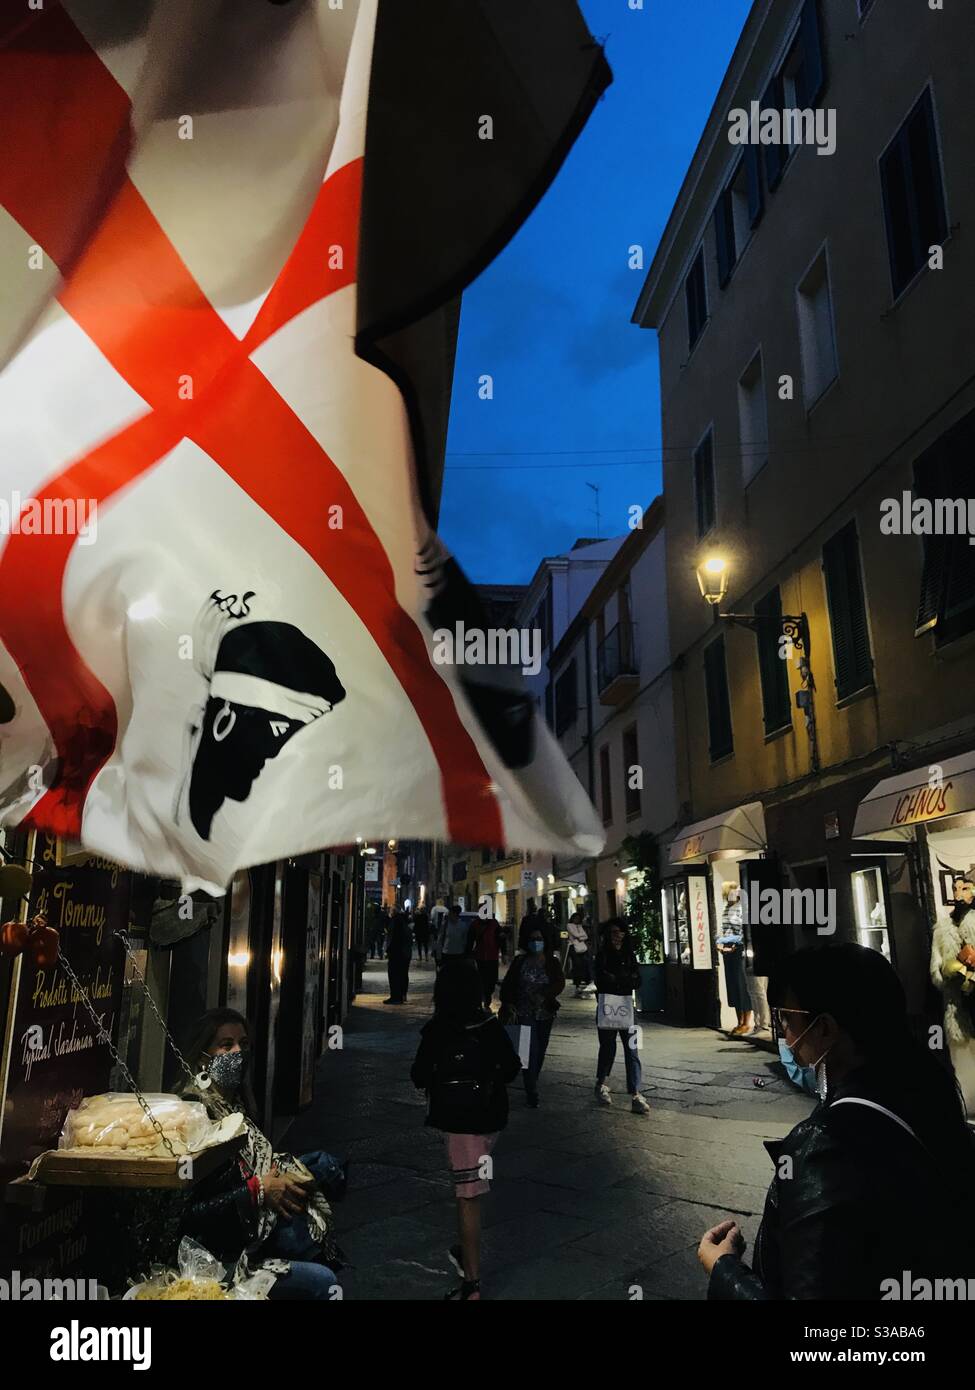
left=521, top=869, right=535, bottom=889
left=688, top=875, right=712, bottom=970
left=888, top=781, right=954, bottom=829
left=680, top=835, right=704, bottom=861
left=0, top=836, right=127, bottom=1167
left=364, top=859, right=380, bottom=883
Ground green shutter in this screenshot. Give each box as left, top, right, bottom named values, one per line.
left=704, top=636, right=733, bottom=760
left=754, top=588, right=792, bottom=734
left=823, top=521, right=874, bottom=699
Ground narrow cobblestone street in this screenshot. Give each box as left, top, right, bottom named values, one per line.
left=283, top=957, right=814, bottom=1300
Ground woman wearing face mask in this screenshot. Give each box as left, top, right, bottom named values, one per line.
left=698, top=944, right=975, bottom=1300
left=498, top=920, right=565, bottom=1107
left=177, top=1008, right=347, bottom=1300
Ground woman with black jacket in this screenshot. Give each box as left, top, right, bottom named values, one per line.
left=498, top=917, right=566, bottom=1108
left=593, top=920, right=649, bottom=1115
left=411, top=962, right=521, bottom=1300
left=699, top=943, right=975, bottom=1300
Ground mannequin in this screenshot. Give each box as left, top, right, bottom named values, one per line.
left=717, top=883, right=753, bottom=1036
left=930, top=871, right=975, bottom=1112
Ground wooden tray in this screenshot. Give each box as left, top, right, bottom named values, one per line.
left=29, top=1135, right=244, bottom=1189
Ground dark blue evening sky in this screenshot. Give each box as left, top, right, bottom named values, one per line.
left=439, top=0, right=753, bottom=585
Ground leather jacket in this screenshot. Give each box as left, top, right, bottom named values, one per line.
left=180, top=1156, right=259, bottom=1266
left=709, top=1067, right=972, bottom=1300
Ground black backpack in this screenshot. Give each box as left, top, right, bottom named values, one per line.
left=430, top=1023, right=496, bottom=1125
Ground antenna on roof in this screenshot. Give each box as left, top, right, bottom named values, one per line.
left=586, top=482, right=601, bottom=538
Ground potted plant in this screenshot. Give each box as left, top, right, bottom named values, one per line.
left=621, top=833, right=665, bottom=1014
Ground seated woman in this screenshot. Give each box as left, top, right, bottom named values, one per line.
left=698, top=943, right=975, bottom=1300
left=177, top=1008, right=346, bottom=1300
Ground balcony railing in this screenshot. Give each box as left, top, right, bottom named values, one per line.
left=597, top=622, right=638, bottom=702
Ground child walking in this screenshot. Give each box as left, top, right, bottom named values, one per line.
left=411, top=960, right=521, bottom=1300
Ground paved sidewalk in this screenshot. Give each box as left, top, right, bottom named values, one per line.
left=283, top=956, right=814, bottom=1300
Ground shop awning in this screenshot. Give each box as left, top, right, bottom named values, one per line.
left=853, top=752, right=975, bottom=840
left=668, top=801, right=766, bottom=865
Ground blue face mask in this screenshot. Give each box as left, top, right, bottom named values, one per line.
left=529, top=940, right=544, bottom=953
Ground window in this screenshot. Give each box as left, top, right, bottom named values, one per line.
left=754, top=587, right=792, bottom=735
left=703, top=636, right=733, bottom=761
left=796, top=248, right=838, bottom=408
left=759, top=1, right=825, bottom=190
left=554, top=660, right=577, bottom=737
left=738, top=351, right=768, bottom=484
left=912, top=407, right=975, bottom=645
left=599, top=745, right=613, bottom=825
left=714, top=158, right=761, bottom=289
left=694, top=428, right=716, bottom=536
left=880, top=88, right=948, bottom=300
left=451, top=860, right=467, bottom=882
left=685, top=247, right=708, bottom=351
left=822, top=520, right=874, bottom=700
left=622, top=725, right=641, bottom=819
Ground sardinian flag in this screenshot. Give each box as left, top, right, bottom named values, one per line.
left=0, top=0, right=610, bottom=891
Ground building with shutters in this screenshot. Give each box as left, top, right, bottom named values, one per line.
left=632, top=0, right=975, bottom=1035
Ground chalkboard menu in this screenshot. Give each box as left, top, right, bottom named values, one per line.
left=0, top=836, right=127, bottom=1167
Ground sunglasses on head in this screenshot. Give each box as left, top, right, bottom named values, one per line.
left=771, top=1007, right=814, bottom=1037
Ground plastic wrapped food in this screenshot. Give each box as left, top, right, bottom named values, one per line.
left=124, top=1239, right=271, bottom=1301
left=59, top=1093, right=212, bottom=1156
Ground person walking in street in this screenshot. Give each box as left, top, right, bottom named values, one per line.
left=413, top=907, right=431, bottom=963
left=593, top=919, right=650, bottom=1115
left=473, top=911, right=502, bottom=1009
left=499, top=919, right=565, bottom=1108
left=430, top=900, right=448, bottom=964
left=567, top=910, right=596, bottom=997
left=698, top=943, right=975, bottom=1299
left=717, top=882, right=753, bottom=1036
left=410, top=962, right=521, bottom=1300
left=384, top=908, right=413, bottom=1004
left=441, top=902, right=477, bottom=960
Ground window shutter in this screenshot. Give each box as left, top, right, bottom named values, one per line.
left=745, top=144, right=764, bottom=227
left=913, top=446, right=949, bottom=635
left=694, top=431, right=715, bottom=537
left=714, top=191, right=735, bottom=289
left=754, top=588, right=792, bottom=734
left=763, top=76, right=787, bottom=191
left=823, top=522, right=873, bottom=700
left=704, top=636, right=734, bottom=761
left=796, top=0, right=825, bottom=108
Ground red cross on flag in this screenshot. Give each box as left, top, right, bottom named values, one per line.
left=0, top=0, right=610, bottom=890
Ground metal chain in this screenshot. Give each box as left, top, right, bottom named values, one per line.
left=56, top=949, right=178, bottom=1160
left=113, top=929, right=196, bottom=1088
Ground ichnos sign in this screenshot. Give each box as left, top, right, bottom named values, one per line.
left=688, top=875, right=712, bottom=971
left=888, top=781, right=954, bottom=828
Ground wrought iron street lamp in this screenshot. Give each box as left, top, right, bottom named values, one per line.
left=694, top=556, right=819, bottom=773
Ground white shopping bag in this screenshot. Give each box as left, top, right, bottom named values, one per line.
left=505, top=1023, right=531, bottom=1068
left=597, top=993, right=635, bottom=1030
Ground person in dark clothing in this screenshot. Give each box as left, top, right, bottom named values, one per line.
left=593, top=919, right=649, bottom=1114
left=177, top=1009, right=346, bottom=1299
left=473, top=913, right=502, bottom=1008
left=384, top=910, right=412, bottom=1004
left=499, top=919, right=565, bottom=1107
left=412, top=908, right=431, bottom=961
left=411, top=962, right=521, bottom=1300
left=699, top=943, right=975, bottom=1300
left=367, top=902, right=386, bottom=959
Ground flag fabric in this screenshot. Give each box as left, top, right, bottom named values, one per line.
left=0, top=0, right=610, bottom=892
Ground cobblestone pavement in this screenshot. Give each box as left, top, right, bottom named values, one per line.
left=283, top=956, right=815, bottom=1301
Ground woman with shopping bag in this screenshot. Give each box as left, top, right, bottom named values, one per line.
left=498, top=919, right=565, bottom=1108
left=593, top=920, right=650, bottom=1115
